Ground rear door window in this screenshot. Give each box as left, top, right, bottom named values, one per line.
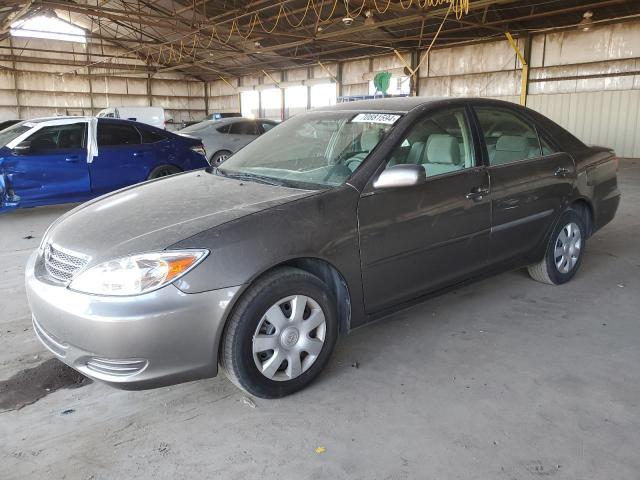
left=473, top=107, right=543, bottom=165
left=230, top=121, right=259, bottom=135
left=97, top=123, right=141, bottom=146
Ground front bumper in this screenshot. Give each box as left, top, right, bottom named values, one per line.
left=25, top=250, right=241, bottom=389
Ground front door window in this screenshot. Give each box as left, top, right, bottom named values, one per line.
left=28, top=123, right=86, bottom=152
left=384, top=107, right=475, bottom=177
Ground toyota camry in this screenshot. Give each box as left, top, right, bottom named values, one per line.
left=26, top=97, right=620, bottom=398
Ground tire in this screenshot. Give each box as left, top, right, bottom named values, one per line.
left=527, top=208, right=586, bottom=285
left=148, top=164, right=181, bottom=179
left=220, top=267, right=338, bottom=398
left=210, top=150, right=232, bottom=167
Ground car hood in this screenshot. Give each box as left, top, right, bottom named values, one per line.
left=45, top=170, right=317, bottom=265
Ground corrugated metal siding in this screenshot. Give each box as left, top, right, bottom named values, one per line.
left=527, top=91, right=640, bottom=157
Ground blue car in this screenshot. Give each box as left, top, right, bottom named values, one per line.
left=0, top=117, right=209, bottom=212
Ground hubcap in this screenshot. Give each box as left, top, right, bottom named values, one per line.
left=214, top=154, right=228, bottom=166
left=252, top=295, right=326, bottom=381
left=554, top=222, right=582, bottom=274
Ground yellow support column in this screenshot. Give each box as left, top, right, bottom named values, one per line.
left=505, top=32, right=529, bottom=106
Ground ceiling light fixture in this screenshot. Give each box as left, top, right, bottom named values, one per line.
left=578, top=11, right=594, bottom=31
left=364, top=10, right=375, bottom=26
left=342, top=17, right=354, bottom=27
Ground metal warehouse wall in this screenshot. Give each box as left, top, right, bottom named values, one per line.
left=527, top=23, right=640, bottom=157
left=417, top=21, right=640, bottom=157
left=0, top=37, right=207, bottom=124
left=3, top=20, right=639, bottom=156
left=207, top=19, right=640, bottom=158
left=527, top=91, right=640, bottom=158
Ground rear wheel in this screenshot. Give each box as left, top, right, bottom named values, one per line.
left=527, top=209, right=586, bottom=285
left=210, top=150, right=232, bottom=167
left=220, top=267, right=338, bottom=398
left=148, top=164, right=181, bottom=179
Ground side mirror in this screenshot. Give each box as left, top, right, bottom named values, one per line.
left=13, top=141, right=31, bottom=155
left=373, top=164, right=426, bottom=189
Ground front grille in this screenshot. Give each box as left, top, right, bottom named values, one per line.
left=44, top=244, right=88, bottom=283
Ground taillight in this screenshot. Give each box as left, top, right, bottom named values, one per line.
left=190, top=144, right=206, bottom=158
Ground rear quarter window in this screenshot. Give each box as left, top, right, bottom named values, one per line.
left=140, top=128, right=166, bottom=144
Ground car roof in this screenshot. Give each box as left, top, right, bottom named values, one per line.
left=24, top=116, right=88, bottom=123
left=318, top=97, right=446, bottom=113
left=185, top=117, right=277, bottom=127
left=316, top=96, right=523, bottom=113
left=23, top=116, right=145, bottom=123
left=217, top=117, right=276, bottom=124
left=17, top=117, right=171, bottom=134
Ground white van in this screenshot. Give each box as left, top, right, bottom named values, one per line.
left=96, top=107, right=165, bottom=129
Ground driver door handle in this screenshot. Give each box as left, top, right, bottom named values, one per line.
left=555, top=167, right=571, bottom=177
left=466, top=186, right=490, bottom=201
left=65, top=156, right=79, bottom=163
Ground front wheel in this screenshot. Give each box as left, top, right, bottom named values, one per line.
left=528, top=209, right=586, bottom=285
left=220, top=267, right=338, bottom=398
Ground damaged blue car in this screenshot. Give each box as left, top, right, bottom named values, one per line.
left=0, top=117, right=208, bottom=213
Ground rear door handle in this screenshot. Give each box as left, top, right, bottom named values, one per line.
left=65, top=156, right=79, bottom=163
left=466, top=187, right=490, bottom=201
left=132, top=151, right=144, bottom=157
left=555, top=167, right=571, bottom=177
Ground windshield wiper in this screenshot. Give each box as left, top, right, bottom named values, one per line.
left=212, top=168, right=285, bottom=187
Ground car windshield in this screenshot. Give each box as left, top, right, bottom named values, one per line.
left=0, top=122, right=32, bottom=148
left=217, top=111, right=401, bottom=188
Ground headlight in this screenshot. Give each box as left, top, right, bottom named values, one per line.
left=69, top=250, right=208, bottom=296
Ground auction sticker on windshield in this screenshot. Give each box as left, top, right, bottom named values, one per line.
left=351, top=113, right=401, bottom=124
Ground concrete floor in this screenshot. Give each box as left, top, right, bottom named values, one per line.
left=1, top=159, right=639, bottom=480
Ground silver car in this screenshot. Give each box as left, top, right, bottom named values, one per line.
left=178, top=117, right=278, bottom=166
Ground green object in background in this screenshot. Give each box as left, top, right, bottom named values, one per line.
left=373, top=71, right=392, bottom=94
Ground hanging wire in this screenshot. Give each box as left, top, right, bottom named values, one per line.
left=343, top=0, right=368, bottom=18
left=60, top=0, right=471, bottom=76
left=311, top=0, right=341, bottom=24
left=371, top=0, right=394, bottom=14
left=414, top=0, right=453, bottom=73
left=282, top=0, right=313, bottom=27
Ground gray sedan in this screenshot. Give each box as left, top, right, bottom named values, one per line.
left=26, top=97, right=620, bottom=398
left=178, top=117, right=278, bottom=165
